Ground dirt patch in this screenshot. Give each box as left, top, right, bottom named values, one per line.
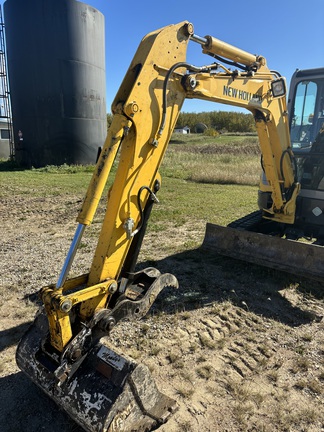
left=1, top=194, right=324, bottom=432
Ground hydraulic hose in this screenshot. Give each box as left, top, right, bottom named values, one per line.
left=158, top=62, right=218, bottom=137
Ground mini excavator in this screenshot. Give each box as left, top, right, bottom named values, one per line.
left=17, top=21, right=324, bottom=431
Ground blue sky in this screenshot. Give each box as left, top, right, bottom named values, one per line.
left=99, top=0, right=323, bottom=113
left=3, top=0, right=324, bottom=113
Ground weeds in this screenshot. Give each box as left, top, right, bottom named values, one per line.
left=34, top=163, right=95, bottom=174
left=196, top=355, right=207, bottom=363
left=164, top=136, right=260, bottom=185
left=149, top=345, right=162, bottom=356
left=180, top=371, right=196, bottom=385
left=178, top=421, right=194, bottom=431
left=291, top=357, right=310, bottom=373
left=280, top=408, right=320, bottom=429
left=180, top=311, right=191, bottom=320
left=267, top=370, right=279, bottom=383
left=188, top=342, right=199, bottom=352
left=140, top=323, right=150, bottom=334
left=175, top=386, right=194, bottom=399
left=295, top=345, right=306, bottom=355
left=301, top=333, right=313, bottom=342
left=294, top=379, right=307, bottom=390
left=226, top=379, right=252, bottom=403
left=308, top=379, right=323, bottom=395
left=167, top=353, right=184, bottom=369
left=196, top=364, right=213, bottom=379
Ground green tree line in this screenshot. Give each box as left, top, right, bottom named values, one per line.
left=177, top=111, right=255, bottom=133
left=107, top=111, right=255, bottom=133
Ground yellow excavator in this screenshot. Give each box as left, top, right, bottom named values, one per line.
left=17, top=21, right=324, bottom=431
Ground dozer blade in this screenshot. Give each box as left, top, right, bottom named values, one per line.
left=202, top=222, right=324, bottom=281
left=16, top=311, right=177, bottom=432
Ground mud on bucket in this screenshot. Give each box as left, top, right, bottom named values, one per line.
left=16, top=312, right=178, bottom=432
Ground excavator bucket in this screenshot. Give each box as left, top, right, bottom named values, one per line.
left=202, top=222, right=324, bottom=281
left=16, top=312, right=177, bottom=432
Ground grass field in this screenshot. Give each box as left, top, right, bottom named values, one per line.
left=0, top=133, right=260, bottom=231
left=0, top=134, right=261, bottom=259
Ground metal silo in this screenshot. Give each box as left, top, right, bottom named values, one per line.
left=4, top=0, right=106, bottom=167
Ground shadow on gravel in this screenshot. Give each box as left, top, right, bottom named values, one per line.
left=0, top=322, right=32, bottom=353
left=0, top=293, right=41, bottom=352
left=0, top=372, right=83, bottom=432
left=138, top=247, right=324, bottom=327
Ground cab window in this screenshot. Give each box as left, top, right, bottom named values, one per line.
left=291, top=80, right=317, bottom=148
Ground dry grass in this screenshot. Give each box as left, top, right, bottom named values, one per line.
left=191, top=156, right=258, bottom=185
left=175, top=385, right=195, bottom=399
left=196, top=363, right=213, bottom=379
left=164, top=151, right=259, bottom=185
left=164, top=135, right=261, bottom=185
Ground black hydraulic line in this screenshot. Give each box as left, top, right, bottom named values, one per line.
left=158, top=62, right=218, bottom=137
left=133, top=185, right=159, bottom=237
left=120, top=181, right=160, bottom=281
left=279, top=149, right=298, bottom=202
left=270, top=70, right=282, bottom=78
left=280, top=148, right=298, bottom=184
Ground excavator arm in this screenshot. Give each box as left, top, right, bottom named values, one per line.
left=17, top=21, right=300, bottom=432
left=48, top=21, right=299, bottom=347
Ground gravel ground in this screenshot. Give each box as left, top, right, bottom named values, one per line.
left=1, top=193, right=324, bottom=431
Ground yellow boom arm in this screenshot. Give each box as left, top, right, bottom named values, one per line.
left=41, top=21, right=299, bottom=352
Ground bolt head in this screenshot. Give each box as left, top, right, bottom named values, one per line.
left=60, top=298, right=73, bottom=313
left=108, top=282, right=118, bottom=294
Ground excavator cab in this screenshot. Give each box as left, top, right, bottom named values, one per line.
left=257, top=68, right=324, bottom=233
left=289, top=68, right=324, bottom=239
left=204, top=67, right=324, bottom=280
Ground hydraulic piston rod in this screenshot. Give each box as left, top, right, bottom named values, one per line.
left=191, top=32, right=265, bottom=68
left=56, top=223, right=85, bottom=288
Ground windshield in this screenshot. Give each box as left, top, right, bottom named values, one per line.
left=290, top=76, right=324, bottom=190
left=290, top=78, right=324, bottom=150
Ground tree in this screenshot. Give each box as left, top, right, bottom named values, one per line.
left=177, top=111, right=255, bottom=133
left=108, top=110, right=256, bottom=133
left=107, top=113, right=113, bottom=130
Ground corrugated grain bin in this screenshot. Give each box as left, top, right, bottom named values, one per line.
left=4, top=0, right=106, bottom=167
